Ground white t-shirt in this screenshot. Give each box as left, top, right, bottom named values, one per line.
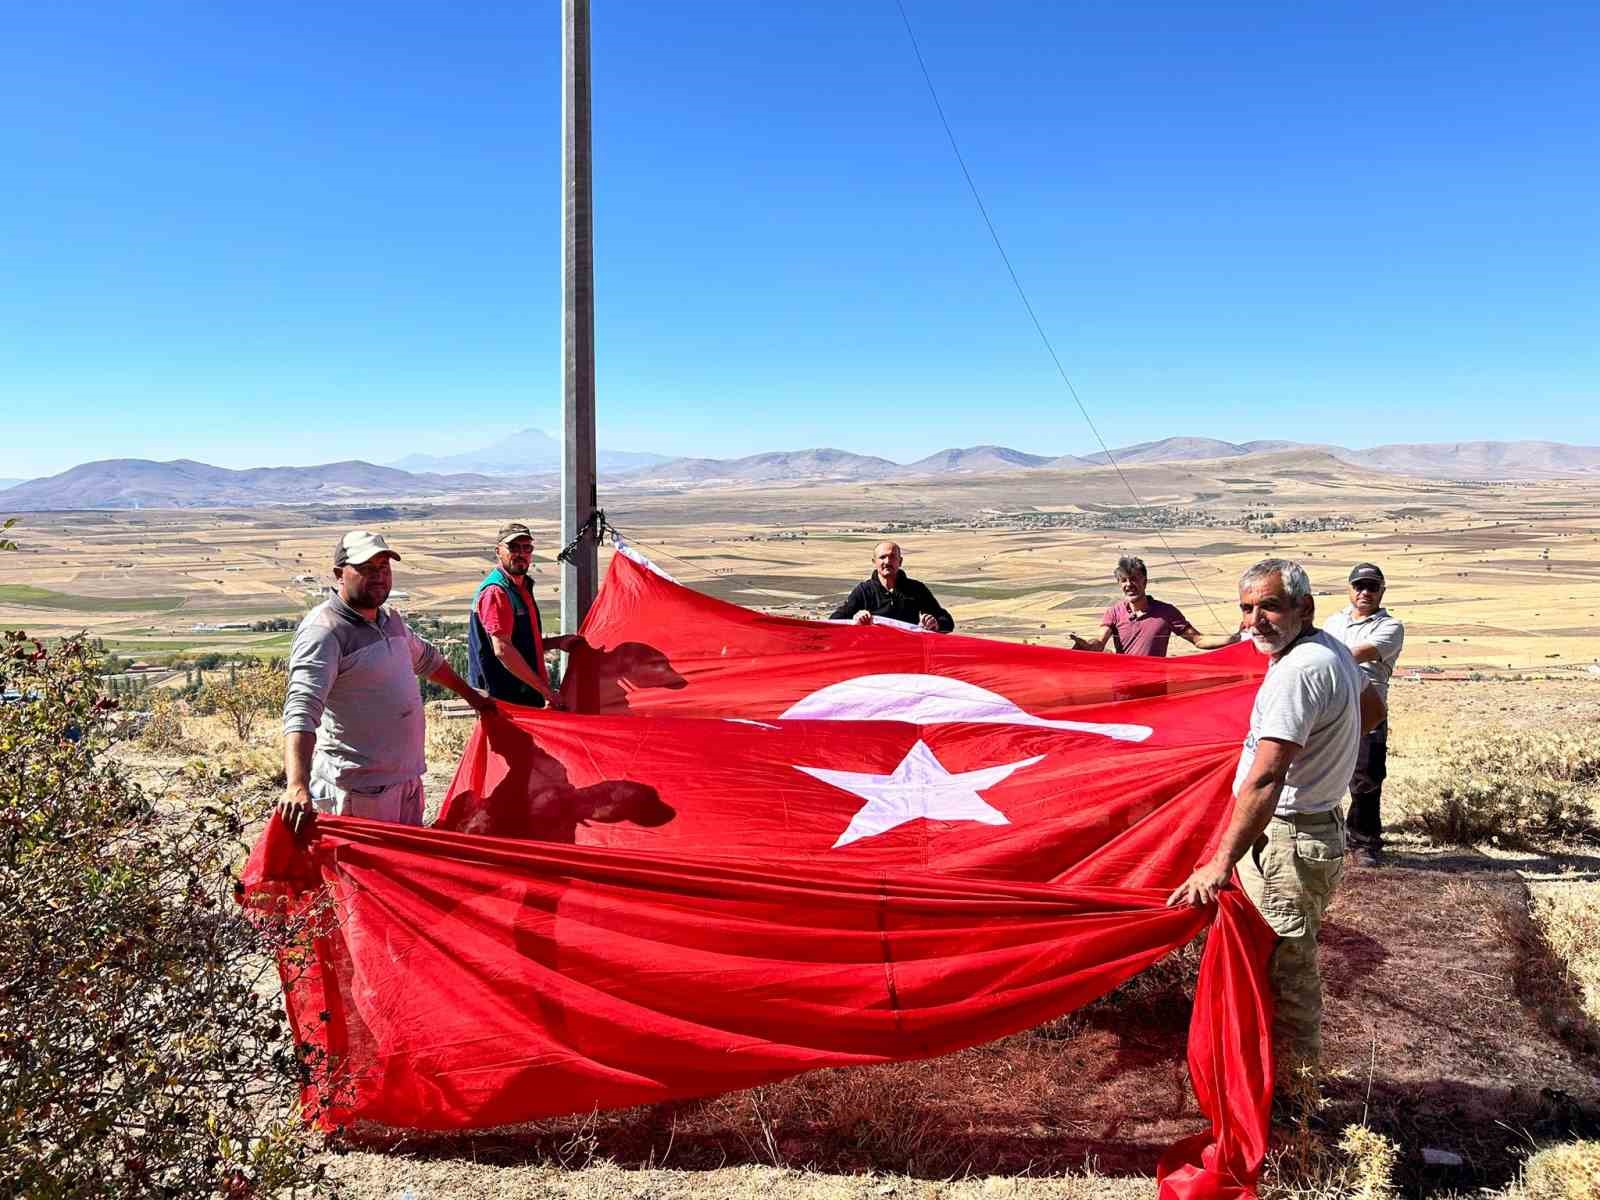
left=1232, top=629, right=1364, bottom=816
left=1322, top=606, right=1405, bottom=703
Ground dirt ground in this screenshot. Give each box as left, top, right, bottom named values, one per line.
left=1387, top=677, right=1600, bottom=744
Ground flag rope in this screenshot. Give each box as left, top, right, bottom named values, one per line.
left=891, top=0, right=1227, bottom=632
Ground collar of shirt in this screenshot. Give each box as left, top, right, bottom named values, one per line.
left=1124, top=598, right=1153, bottom=621
left=1340, top=604, right=1390, bottom=626
left=328, top=593, right=386, bottom=628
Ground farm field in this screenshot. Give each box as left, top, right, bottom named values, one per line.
left=4, top=455, right=1599, bottom=674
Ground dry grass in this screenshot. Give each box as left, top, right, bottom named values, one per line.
left=425, top=702, right=474, bottom=765
left=1503, top=1140, right=1600, bottom=1200
left=185, top=710, right=283, bottom=784
left=1533, top=883, right=1600, bottom=1026
left=1389, top=729, right=1600, bottom=848
left=319, top=1157, right=1154, bottom=1200
left=133, top=697, right=282, bottom=787
left=135, top=688, right=194, bottom=753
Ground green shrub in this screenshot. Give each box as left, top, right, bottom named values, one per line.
left=0, top=632, right=334, bottom=1198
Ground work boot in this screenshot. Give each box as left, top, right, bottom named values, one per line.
left=1350, top=844, right=1382, bottom=868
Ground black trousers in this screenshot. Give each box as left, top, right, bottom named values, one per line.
left=1346, top=720, right=1388, bottom=846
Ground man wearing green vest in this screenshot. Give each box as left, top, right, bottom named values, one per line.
left=467, top=523, right=579, bottom=709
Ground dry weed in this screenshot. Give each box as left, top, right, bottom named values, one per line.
left=1532, top=883, right=1600, bottom=1026
left=426, top=701, right=474, bottom=765
left=199, top=662, right=287, bottom=742
left=1260, top=1123, right=1400, bottom=1200
left=184, top=711, right=283, bottom=785
left=1506, top=1140, right=1600, bottom=1200
left=136, top=688, right=193, bottom=753
left=1391, top=729, right=1600, bottom=848
left=1335, top=1125, right=1399, bottom=1200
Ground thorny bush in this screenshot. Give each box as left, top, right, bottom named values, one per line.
left=0, top=632, right=336, bottom=1198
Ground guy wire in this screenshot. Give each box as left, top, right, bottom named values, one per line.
left=600, top=520, right=722, bottom=583
left=892, top=0, right=1226, bottom=630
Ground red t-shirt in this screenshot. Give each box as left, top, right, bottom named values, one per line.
left=1099, top=597, right=1193, bottom=657
left=476, top=575, right=548, bottom=681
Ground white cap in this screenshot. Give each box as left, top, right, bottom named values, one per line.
left=333, top=529, right=400, bottom=567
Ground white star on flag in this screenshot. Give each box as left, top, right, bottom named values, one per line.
left=795, top=740, right=1046, bottom=849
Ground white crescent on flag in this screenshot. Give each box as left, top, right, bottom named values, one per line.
left=779, top=673, right=1153, bottom=742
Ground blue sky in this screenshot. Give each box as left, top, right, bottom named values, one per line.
left=2, top=2, right=1596, bottom=479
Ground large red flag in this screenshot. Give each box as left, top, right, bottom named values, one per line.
left=559, top=550, right=1264, bottom=720
left=242, top=554, right=1277, bottom=1199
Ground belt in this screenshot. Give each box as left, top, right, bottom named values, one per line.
left=1273, top=809, right=1341, bottom=828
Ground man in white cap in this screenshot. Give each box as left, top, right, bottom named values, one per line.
left=277, top=529, right=494, bottom=830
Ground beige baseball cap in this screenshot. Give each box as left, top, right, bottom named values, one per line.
left=333, top=529, right=401, bottom=567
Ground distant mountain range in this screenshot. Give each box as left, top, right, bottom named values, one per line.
left=389, top=427, right=670, bottom=476
left=0, top=458, right=522, bottom=512
left=625, top=438, right=1600, bottom=485
left=0, top=479, right=23, bottom=492
left=5, top=438, right=1599, bottom=511
left=1074, top=437, right=1313, bottom=466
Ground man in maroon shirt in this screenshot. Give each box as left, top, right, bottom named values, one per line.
left=1069, top=556, right=1238, bottom=656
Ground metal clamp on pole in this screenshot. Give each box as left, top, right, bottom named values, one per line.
left=556, top=508, right=607, bottom=565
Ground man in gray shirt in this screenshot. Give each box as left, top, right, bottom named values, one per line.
left=1323, top=562, right=1405, bottom=867
left=1169, top=558, right=1385, bottom=1069
left=277, top=530, right=494, bottom=831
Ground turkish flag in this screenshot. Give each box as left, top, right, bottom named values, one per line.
left=242, top=554, right=1277, bottom=1200
left=559, top=550, right=1264, bottom=719
left=436, top=703, right=1244, bottom=889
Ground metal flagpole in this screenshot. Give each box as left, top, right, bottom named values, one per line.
left=560, top=0, right=599, bottom=640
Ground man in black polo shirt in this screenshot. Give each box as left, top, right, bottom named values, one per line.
left=829, top=541, right=954, bottom=632
left=467, top=523, right=580, bottom=708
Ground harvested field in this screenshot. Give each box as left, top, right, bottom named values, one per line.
left=7, top=466, right=1600, bottom=670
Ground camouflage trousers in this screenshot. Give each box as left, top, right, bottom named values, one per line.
left=1235, top=809, right=1346, bottom=1065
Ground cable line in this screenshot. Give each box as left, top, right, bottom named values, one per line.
left=593, top=517, right=724, bottom=583
left=892, top=0, right=1225, bottom=630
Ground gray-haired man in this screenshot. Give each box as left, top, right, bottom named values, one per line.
left=1168, top=558, right=1385, bottom=1067
left=277, top=530, right=494, bottom=831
